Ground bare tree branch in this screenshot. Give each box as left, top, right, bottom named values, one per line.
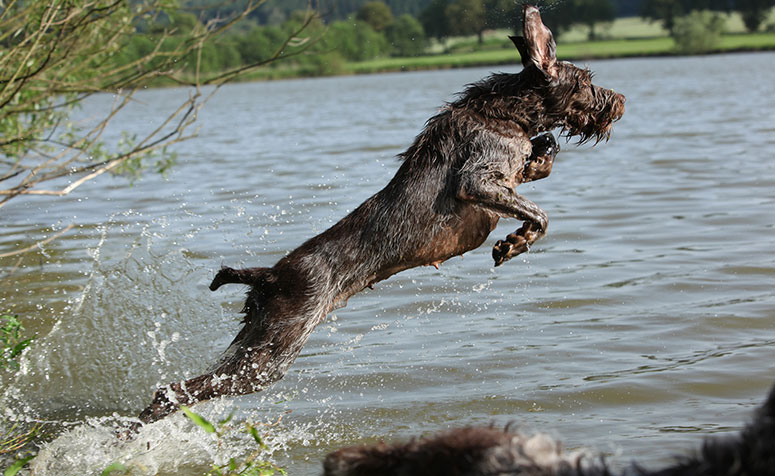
left=1, top=0, right=318, bottom=216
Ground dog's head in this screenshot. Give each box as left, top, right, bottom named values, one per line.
left=511, top=5, right=625, bottom=144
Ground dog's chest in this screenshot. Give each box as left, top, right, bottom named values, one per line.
left=501, top=133, right=532, bottom=188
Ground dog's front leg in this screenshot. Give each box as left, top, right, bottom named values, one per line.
left=491, top=222, right=544, bottom=266
left=456, top=132, right=553, bottom=267
left=457, top=175, right=548, bottom=266
left=487, top=132, right=560, bottom=266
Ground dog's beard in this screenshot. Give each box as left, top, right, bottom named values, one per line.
left=560, top=92, right=623, bottom=145
left=559, top=121, right=612, bottom=146
left=560, top=104, right=621, bottom=145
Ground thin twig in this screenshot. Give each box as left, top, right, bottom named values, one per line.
left=2, top=256, right=24, bottom=281
left=0, top=224, right=75, bottom=258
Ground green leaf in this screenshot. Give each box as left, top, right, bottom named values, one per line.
left=218, top=412, right=235, bottom=426
left=4, top=455, right=34, bottom=476
left=247, top=424, right=266, bottom=449
left=10, top=338, right=32, bottom=358
left=181, top=406, right=216, bottom=433
left=101, top=461, right=127, bottom=476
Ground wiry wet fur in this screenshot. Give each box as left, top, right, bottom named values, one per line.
left=138, top=5, right=624, bottom=424
left=324, top=382, right=775, bottom=476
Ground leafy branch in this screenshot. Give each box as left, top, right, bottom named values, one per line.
left=0, top=313, right=33, bottom=371
left=0, top=0, right=320, bottom=211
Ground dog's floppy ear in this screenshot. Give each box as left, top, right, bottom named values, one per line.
left=521, top=4, right=558, bottom=79
left=509, top=35, right=531, bottom=68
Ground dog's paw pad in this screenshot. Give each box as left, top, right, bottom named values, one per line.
left=492, top=236, right=529, bottom=266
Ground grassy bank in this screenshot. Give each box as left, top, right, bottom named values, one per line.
left=347, top=30, right=775, bottom=75
left=236, top=32, right=775, bottom=81
left=171, top=11, right=775, bottom=84
left=346, top=37, right=680, bottom=74
left=247, top=10, right=775, bottom=80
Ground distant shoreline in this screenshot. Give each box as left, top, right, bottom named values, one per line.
left=230, top=33, right=775, bottom=82
left=147, top=33, right=775, bottom=86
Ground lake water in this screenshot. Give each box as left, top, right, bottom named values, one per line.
left=1, top=52, right=774, bottom=475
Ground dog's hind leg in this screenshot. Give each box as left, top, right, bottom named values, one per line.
left=137, top=315, right=321, bottom=423
left=139, top=282, right=326, bottom=424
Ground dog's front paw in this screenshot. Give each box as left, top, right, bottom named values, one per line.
left=524, top=133, right=559, bottom=182
left=493, top=222, right=546, bottom=266
left=492, top=233, right=529, bottom=266
left=530, top=132, right=559, bottom=157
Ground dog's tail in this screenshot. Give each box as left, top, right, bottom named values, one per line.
left=209, top=265, right=272, bottom=291
left=210, top=266, right=277, bottom=330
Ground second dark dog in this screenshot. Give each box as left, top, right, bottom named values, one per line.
left=138, top=5, right=625, bottom=424
left=324, top=383, right=775, bottom=476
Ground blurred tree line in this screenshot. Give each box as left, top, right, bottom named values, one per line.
left=418, top=0, right=772, bottom=43
left=115, top=2, right=429, bottom=78
left=43, top=0, right=775, bottom=81
left=187, top=0, right=435, bottom=23
left=641, top=0, right=774, bottom=33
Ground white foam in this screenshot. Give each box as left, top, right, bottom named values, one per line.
left=30, top=405, right=279, bottom=476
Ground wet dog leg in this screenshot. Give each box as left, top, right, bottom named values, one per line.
left=458, top=181, right=548, bottom=267
left=456, top=133, right=549, bottom=267
left=491, top=133, right=559, bottom=266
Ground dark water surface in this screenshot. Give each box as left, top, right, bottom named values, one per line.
left=1, top=52, right=774, bottom=475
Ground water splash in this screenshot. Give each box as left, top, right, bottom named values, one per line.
left=31, top=405, right=255, bottom=475
left=26, top=392, right=351, bottom=476
left=3, top=218, right=229, bottom=418
left=0, top=212, right=351, bottom=475
left=523, top=0, right=568, bottom=14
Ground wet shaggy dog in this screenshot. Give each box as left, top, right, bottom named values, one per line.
left=324, top=383, right=775, bottom=476
left=138, top=5, right=625, bottom=424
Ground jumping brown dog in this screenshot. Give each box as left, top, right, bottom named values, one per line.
left=139, top=5, right=625, bottom=424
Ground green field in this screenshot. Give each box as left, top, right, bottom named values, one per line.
left=343, top=34, right=775, bottom=75
left=556, top=9, right=775, bottom=41
left=240, top=14, right=775, bottom=81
